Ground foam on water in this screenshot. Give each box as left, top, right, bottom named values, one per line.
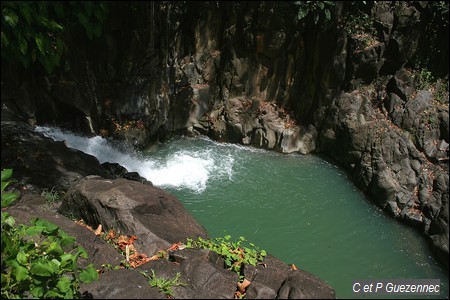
left=34, top=126, right=234, bottom=193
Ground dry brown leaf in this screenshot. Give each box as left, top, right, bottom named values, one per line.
left=237, top=278, right=251, bottom=293
left=105, top=229, right=116, bottom=240
left=167, top=242, right=181, bottom=251
left=290, top=264, right=298, bottom=270
left=117, top=235, right=129, bottom=244
left=94, top=224, right=103, bottom=236
left=128, top=235, right=137, bottom=244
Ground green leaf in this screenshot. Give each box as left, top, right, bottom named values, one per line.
left=32, top=218, right=59, bottom=234
left=44, top=19, right=63, bottom=31
left=13, top=264, right=29, bottom=281
left=52, top=53, right=61, bottom=67
left=1, top=169, right=13, bottom=183
left=31, top=286, right=45, bottom=298
left=18, top=35, right=28, bottom=55
left=51, top=258, right=61, bottom=268
left=24, top=225, right=46, bottom=236
left=3, top=9, right=19, bottom=27
left=79, top=264, right=98, bottom=283
left=1, top=31, right=10, bottom=47
left=1, top=192, right=18, bottom=207
left=30, top=261, right=56, bottom=277
left=224, top=258, right=232, bottom=267
left=0, top=170, right=12, bottom=184
left=76, top=246, right=88, bottom=259
left=56, top=276, right=71, bottom=293
left=2, top=212, right=15, bottom=226
left=19, top=4, right=32, bottom=24
left=59, top=235, right=76, bottom=247
left=325, top=9, right=331, bottom=21
left=94, top=5, right=106, bottom=21
left=314, top=13, right=319, bottom=24
left=297, top=9, right=308, bottom=20
left=59, top=253, right=76, bottom=269
left=247, top=257, right=257, bottom=265
left=46, top=242, right=63, bottom=256
left=44, top=290, right=63, bottom=298
left=35, top=34, right=45, bottom=55
left=16, top=251, right=29, bottom=265
left=55, top=38, right=64, bottom=53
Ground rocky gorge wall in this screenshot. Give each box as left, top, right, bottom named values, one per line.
left=1, top=1, right=448, bottom=268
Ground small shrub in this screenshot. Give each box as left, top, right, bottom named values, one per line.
left=186, top=235, right=267, bottom=277
left=415, top=68, right=435, bottom=90
left=41, top=186, right=60, bottom=206
left=140, top=270, right=186, bottom=297
left=1, top=169, right=98, bottom=298
left=294, top=1, right=335, bottom=25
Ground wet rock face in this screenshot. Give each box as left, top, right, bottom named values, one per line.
left=317, top=87, right=449, bottom=269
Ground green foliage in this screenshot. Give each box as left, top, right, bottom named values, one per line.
left=1, top=1, right=108, bottom=74
left=41, top=186, right=60, bottom=206
left=1, top=217, right=99, bottom=298
left=1, top=169, right=18, bottom=208
left=140, top=270, right=186, bottom=297
left=433, top=78, right=449, bottom=105
left=186, top=235, right=267, bottom=276
left=1, top=170, right=98, bottom=298
left=341, top=10, right=374, bottom=38
left=414, top=68, right=435, bottom=90
left=412, top=1, right=449, bottom=76
left=294, top=1, right=335, bottom=25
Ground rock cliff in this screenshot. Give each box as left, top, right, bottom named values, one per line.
left=1, top=1, right=448, bottom=269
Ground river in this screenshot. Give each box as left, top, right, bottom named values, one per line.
left=35, top=126, right=449, bottom=299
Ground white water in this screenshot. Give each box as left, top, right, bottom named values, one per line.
left=35, top=126, right=234, bottom=192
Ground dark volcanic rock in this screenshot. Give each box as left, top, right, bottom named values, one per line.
left=58, top=176, right=208, bottom=256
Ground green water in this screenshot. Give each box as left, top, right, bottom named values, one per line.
left=142, top=135, right=448, bottom=299
left=36, top=126, right=448, bottom=299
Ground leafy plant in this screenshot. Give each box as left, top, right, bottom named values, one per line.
left=140, top=269, right=186, bottom=297
left=1, top=169, right=98, bottom=298
left=41, top=186, right=60, bottom=206
left=1, top=1, right=108, bottom=74
left=1, top=217, right=99, bottom=298
left=433, top=78, right=449, bottom=105
left=341, top=10, right=374, bottom=37
left=294, top=1, right=335, bottom=25
left=414, top=68, right=435, bottom=90
left=1, top=168, right=18, bottom=208
left=186, top=235, right=267, bottom=277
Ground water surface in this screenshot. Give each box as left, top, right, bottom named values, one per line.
left=35, top=127, right=449, bottom=299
